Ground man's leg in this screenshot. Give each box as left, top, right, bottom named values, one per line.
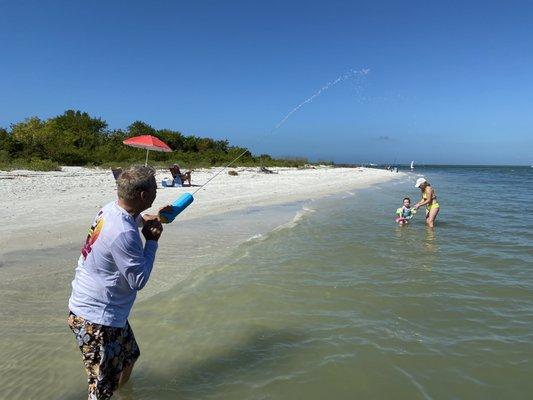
left=118, top=320, right=141, bottom=388
left=118, top=360, right=136, bottom=386
left=68, top=312, right=122, bottom=399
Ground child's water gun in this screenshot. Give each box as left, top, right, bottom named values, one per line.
left=159, top=193, right=194, bottom=223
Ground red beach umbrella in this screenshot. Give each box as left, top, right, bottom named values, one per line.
left=123, top=135, right=172, bottom=166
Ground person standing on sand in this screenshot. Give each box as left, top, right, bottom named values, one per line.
left=67, top=165, right=170, bottom=400
left=413, top=177, right=440, bottom=228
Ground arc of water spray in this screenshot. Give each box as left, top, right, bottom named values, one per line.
left=193, top=68, right=370, bottom=195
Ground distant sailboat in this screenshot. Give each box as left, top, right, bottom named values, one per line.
left=410, top=161, right=414, bottom=170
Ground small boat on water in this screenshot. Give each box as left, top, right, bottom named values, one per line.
left=410, top=161, right=414, bottom=170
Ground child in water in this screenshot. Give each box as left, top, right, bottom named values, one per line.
left=396, top=197, right=416, bottom=225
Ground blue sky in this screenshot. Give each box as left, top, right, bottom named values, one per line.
left=1, top=1, right=532, bottom=165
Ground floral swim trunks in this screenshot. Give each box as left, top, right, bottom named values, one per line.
left=67, top=311, right=140, bottom=400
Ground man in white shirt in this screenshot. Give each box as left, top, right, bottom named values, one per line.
left=68, top=165, right=169, bottom=400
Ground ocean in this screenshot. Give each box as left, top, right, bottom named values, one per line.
left=1, top=166, right=532, bottom=399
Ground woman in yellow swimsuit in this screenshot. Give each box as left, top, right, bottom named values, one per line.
left=413, top=177, right=440, bottom=228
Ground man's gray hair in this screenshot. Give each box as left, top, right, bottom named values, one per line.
left=117, top=165, right=156, bottom=201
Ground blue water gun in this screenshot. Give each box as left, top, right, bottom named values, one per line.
left=159, top=193, right=194, bottom=223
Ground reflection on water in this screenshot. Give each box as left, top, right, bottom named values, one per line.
left=424, top=227, right=438, bottom=254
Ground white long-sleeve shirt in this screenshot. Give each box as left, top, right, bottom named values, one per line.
left=68, top=201, right=158, bottom=327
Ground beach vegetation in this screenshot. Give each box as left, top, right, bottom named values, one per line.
left=0, top=155, right=60, bottom=171
left=0, top=110, right=315, bottom=170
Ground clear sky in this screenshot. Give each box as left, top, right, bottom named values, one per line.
left=1, top=0, right=532, bottom=165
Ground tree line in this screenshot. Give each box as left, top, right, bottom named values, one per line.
left=0, top=110, right=309, bottom=170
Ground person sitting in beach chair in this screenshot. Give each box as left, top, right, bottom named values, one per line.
left=167, top=164, right=192, bottom=187
left=111, top=167, right=123, bottom=180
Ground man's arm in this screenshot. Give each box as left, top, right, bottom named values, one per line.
left=111, top=223, right=162, bottom=291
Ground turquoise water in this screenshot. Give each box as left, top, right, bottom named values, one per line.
left=1, top=166, right=532, bottom=399
left=131, top=166, right=533, bottom=399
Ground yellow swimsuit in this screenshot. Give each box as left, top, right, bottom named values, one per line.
left=423, top=190, right=440, bottom=211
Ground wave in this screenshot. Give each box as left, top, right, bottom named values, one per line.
left=341, top=191, right=355, bottom=199
left=244, top=205, right=316, bottom=245
left=245, top=233, right=264, bottom=243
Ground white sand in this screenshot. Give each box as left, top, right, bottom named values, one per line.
left=0, top=166, right=403, bottom=254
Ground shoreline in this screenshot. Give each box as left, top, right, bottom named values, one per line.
left=1, top=166, right=404, bottom=255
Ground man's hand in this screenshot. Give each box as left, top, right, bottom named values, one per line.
left=142, top=219, right=163, bottom=241
left=143, top=205, right=173, bottom=224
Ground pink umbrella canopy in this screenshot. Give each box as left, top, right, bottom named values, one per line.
left=123, top=135, right=172, bottom=166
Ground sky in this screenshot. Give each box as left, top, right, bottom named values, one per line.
left=1, top=0, right=532, bottom=165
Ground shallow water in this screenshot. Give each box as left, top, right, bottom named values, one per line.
left=1, top=166, right=532, bottom=399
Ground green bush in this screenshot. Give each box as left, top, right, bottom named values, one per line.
left=0, top=150, right=10, bottom=164
left=27, top=158, right=61, bottom=171
left=0, top=157, right=60, bottom=171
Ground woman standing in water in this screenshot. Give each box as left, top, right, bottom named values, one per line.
left=414, top=178, right=440, bottom=228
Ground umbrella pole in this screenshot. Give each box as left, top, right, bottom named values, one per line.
left=145, top=149, right=149, bottom=166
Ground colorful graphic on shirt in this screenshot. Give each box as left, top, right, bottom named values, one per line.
left=81, top=211, right=105, bottom=260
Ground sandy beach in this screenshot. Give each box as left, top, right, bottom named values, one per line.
left=0, top=166, right=401, bottom=255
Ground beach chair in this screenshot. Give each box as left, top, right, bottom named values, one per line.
left=111, top=167, right=123, bottom=180
left=168, top=164, right=192, bottom=186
